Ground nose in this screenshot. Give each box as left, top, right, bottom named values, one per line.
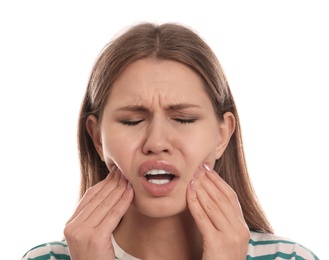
left=142, top=117, right=173, bottom=155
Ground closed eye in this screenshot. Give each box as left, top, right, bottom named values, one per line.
left=121, top=120, right=143, bottom=126
left=173, top=118, right=196, bottom=124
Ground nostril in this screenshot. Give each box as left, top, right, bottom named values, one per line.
left=145, top=148, right=170, bottom=155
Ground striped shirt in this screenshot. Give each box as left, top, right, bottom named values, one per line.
left=21, top=231, right=319, bottom=260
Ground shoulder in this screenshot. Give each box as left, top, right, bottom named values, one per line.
left=248, top=231, right=319, bottom=260
left=21, top=240, right=70, bottom=260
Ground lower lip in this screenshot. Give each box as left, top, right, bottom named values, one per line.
left=140, top=177, right=179, bottom=196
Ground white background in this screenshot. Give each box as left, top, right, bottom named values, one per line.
left=0, top=1, right=327, bottom=259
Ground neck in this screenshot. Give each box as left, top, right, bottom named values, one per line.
left=114, top=207, right=203, bottom=260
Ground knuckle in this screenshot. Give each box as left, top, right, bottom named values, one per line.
left=97, top=200, right=109, bottom=209
left=241, top=226, right=251, bottom=241
left=187, top=191, right=198, bottom=203
left=116, top=177, right=127, bottom=190
left=116, top=181, right=127, bottom=190
left=228, top=190, right=238, bottom=202
left=189, top=196, right=198, bottom=203
left=90, top=192, right=104, bottom=203
left=108, top=208, right=121, bottom=219
left=63, top=225, right=71, bottom=237
left=205, top=201, right=218, bottom=212
left=64, top=224, right=83, bottom=242
left=85, top=186, right=98, bottom=197
left=121, top=190, right=133, bottom=201
left=215, top=193, right=227, bottom=204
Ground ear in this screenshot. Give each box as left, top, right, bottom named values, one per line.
left=215, top=112, right=236, bottom=159
left=86, top=115, right=105, bottom=161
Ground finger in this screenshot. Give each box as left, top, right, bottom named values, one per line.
left=187, top=178, right=250, bottom=256
left=192, top=175, right=231, bottom=231
left=202, top=163, right=245, bottom=217
left=66, top=167, right=120, bottom=224
left=187, top=180, right=221, bottom=236
left=191, top=165, right=244, bottom=230
left=97, top=182, right=134, bottom=231
left=85, top=173, right=131, bottom=227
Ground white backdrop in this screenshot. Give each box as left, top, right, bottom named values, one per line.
left=0, top=1, right=327, bottom=259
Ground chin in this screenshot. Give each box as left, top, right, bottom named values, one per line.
left=131, top=194, right=187, bottom=219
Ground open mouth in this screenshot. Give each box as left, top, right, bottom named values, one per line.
left=144, top=169, right=175, bottom=185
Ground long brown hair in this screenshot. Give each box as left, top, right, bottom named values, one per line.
left=77, top=22, right=273, bottom=233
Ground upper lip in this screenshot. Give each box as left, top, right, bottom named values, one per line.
left=138, top=160, right=179, bottom=178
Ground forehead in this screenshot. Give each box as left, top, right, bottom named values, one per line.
left=107, top=58, right=211, bottom=108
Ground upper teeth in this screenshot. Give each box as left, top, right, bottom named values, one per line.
left=144, top=169, right=173, bottom=176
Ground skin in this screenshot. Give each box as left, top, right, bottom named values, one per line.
left=64, top=58, right=250, bottom=259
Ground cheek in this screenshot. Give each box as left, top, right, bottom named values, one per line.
left=182, top=129, right=219, bottom=166
left=101, top=132, right=139, bottom=176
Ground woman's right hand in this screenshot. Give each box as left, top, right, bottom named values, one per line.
left=64, top=166, right=134, bottom=260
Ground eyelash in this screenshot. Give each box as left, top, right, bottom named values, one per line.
left=121, top=118, right=196, bottom=126
left=121, top=120, right=143, bottom=126
left=173, top=118, right=196, bottom=124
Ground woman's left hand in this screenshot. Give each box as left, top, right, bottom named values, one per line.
left=187, top=163, right=250, bottom=260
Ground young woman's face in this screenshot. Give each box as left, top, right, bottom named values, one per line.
left=88, top=58, right=233, bottom=218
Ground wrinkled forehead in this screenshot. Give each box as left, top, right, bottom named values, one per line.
left=106, top=58, right=211, bottom=108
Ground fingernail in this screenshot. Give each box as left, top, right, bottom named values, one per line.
left=203, top=163, right=212, bottom=172
left=190, top=180, right=195, bottom=191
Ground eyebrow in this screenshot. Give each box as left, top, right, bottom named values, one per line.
left=116, top=103, right=202, bottom=112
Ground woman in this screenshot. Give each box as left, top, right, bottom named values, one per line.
left=22, top=23, right=318, bottom=259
